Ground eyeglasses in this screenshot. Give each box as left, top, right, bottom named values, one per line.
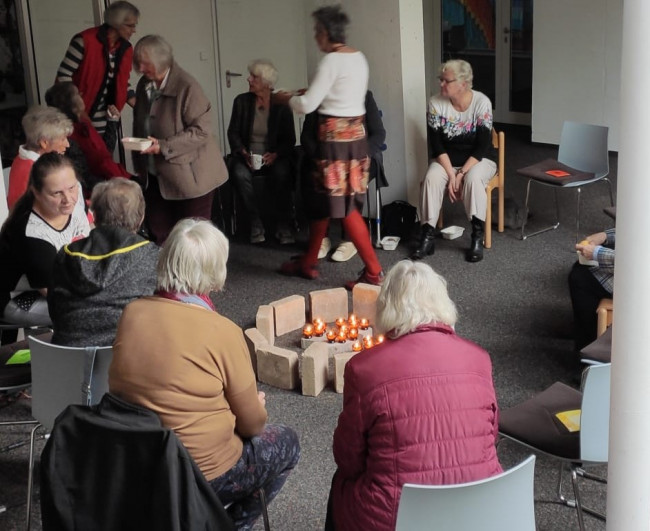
left=438, top=77, right=457, bottom=84
left=122, top=23, right=137, bottom=29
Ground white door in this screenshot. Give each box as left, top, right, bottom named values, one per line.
left=214, top=0, right=309, bottom=153
left=439, top=0, right=533, bottom=125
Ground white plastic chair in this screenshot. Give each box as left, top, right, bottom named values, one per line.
left=24, top=336, right=113, bottom=530
left=499, top=363, right=610, bottom=530
left=395, top=455, right=536, bottom=531
left=519, top=121, right=613, bottom=241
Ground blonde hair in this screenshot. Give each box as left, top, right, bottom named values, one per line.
left=440, top=59, right=473, bottom=89
left=156, top=219, right=229, bottom=294
left=376, top=260, right=458, bottom=338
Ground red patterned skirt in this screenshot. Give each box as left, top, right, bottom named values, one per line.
left=316, top=115, right=370, bottom=219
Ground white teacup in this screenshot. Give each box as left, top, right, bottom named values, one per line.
left=251, top=154, right=264, bottom=171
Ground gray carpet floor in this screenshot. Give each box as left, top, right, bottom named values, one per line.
left=0, top=124, right=613, bottom=530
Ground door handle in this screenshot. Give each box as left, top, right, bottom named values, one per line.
left=226, top=70, right=242, bottom=88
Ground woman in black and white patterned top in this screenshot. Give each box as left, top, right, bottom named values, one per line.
left=413, top=59, right=496, bottom=263
left=0, top=153, right=90, bottom=327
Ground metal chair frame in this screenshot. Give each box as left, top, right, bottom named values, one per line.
left=520, top=121, right=614, bottom=242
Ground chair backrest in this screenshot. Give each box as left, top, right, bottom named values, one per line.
left=0, top=165, right=10, bottom=225
left=558, top=121, right=609, bottom=178
left=579, top=362, right=611, bottom=462
left=395, top=455, right=536, bottom=531
left=28, top=335, right=113, bottom=431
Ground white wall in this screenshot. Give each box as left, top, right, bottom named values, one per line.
left=337, top=0, right=428, bottom=205
left=532, top=0, right=622, bottom=149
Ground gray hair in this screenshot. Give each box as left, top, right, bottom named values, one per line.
left=440, top=59, right=473, bottom=89
left=91, top=178, right=145, bottom=233
left=312, top=4, right=349, bottom=44
left=248, top=59, right=278, bottom=89
left=376, top=260, right=458, bottom=338
left=133, top=35, right=174, bottom=74
left=104, top=1, right=140, bottom=29
left=22, top=106, right=73, bottom=151
left=156, top=219, right=229, bottom=294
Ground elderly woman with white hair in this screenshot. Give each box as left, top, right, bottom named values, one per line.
left=7, top=106, right=72, bottom=209
left=132, top=35, right=227, bottom=245
left=412, top=59, right=496, bottom=263
left=56, top=1, right=140, bottom=151
left=326, top=260, right=501, bottom=531
left=227, top=59, right=296, bottom=244
left=110, top=219, right=300, bottom=530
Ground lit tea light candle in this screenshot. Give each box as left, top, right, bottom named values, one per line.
left=363, top=335, right=374, bottom=348
left=359, top=318, right=369, bottom=330
left=376, top=334, right=385, bottom=344
left=348, top=313, right=358, bottom=326
left=348, top=327, right=358, bottom=340
left=335, top=332, right=347, bottom=343
left=339, top=324, right=349, bottom=336
left=335, top=317, right=346, bottom=327
left=326, top=329, right=336, bottom=343
left=303, top=324, right=314, bottom=338
left=313, top=317, right=324, bottom=327
left=352, top=341, right=363, bottom=352
left=314, top=323, right=325, bottom=337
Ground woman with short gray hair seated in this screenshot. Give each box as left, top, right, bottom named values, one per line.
left=227, top=59, right=296, bottom=244
left=48, top=177, right=159, bottom=347
left=110, top=219, right=300, bottom=530
left=7, top=105, right=72, bottom=209
left=326, top=260, right=501, bottom=530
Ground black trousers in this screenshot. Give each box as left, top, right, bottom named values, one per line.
left=568, top=261, right=611, bottom=351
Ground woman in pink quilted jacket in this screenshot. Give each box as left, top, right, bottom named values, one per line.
left=326, top=260, right=502, bottom=531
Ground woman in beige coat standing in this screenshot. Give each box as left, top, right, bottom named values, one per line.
left=132, top=34, right=227, bottom=244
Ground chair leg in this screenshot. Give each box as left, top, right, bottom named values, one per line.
left=374, top=186, right=382, bottom=248
left=485, top=188, right=493, bottom=249
left=576, top=187, right=582, bottom=243
left=556, top=462, right=606, bottom=530
left=25, top=423, right=42, bottom=531
left=260, top=488, right=271, bottom=531
left=603, top=177, right=615, bottom=207
left=521, top=179, right=561, bottom=240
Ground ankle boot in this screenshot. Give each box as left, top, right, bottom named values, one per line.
left=411, top=223, right=436, bottom=260
left=466, top=216, right=485, bottom=263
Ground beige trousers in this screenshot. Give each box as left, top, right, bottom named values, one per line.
left=419, top=158, right=497, bottom=226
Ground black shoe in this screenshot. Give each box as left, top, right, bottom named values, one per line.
left=411, top=223, right=436, bottom=260
left=466, top=216, right=484, bottom=263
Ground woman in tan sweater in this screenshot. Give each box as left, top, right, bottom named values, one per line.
left=110, top=219, right=300, bottom=530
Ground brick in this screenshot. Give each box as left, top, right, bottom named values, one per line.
left=301, top=342, right=330, bottom=397
left=256, top=345, right=299, bottom=390
left=255, top=305, right=275, bottom=345
left=333, top=351, right=357, bottom=393
left=352, top=283, right=381, bottom=326
left=270, top=295, right=306, bottom=336
left=244, top=327, right=268, bottom=378
left=309, top=288, right=348, bottom=323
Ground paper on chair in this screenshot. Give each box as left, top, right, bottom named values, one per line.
left=556, top=409, right=581, bottom=432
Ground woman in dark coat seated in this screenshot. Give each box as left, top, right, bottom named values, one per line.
left=227, top=59, right=296, bottom=244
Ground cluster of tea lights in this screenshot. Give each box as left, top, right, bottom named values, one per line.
left=303, top=314, right=384, bottom=351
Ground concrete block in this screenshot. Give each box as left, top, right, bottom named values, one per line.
left=302, top=342, right=330, bottom=397
left=309, top=288, right=348, bottom=323
left=270, top=295, right=306, bottom=336
left=333, top=351, right=357, bottom=394
left=255, top=305, right=275, bottom=345
left=256, top=345, right=299, bottom=390
left=352, top=283, right=381, bottom=326
left=244, top=327, right=268, bottom=377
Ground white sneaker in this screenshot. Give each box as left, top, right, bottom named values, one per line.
left=250, top=220, right=265, bottom=244
left=318, top=237, right=331, bottom=259
left=332, top=241, right=357, bottom=262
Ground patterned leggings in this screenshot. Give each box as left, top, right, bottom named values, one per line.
left=209, top=424, right=300, bottom=530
